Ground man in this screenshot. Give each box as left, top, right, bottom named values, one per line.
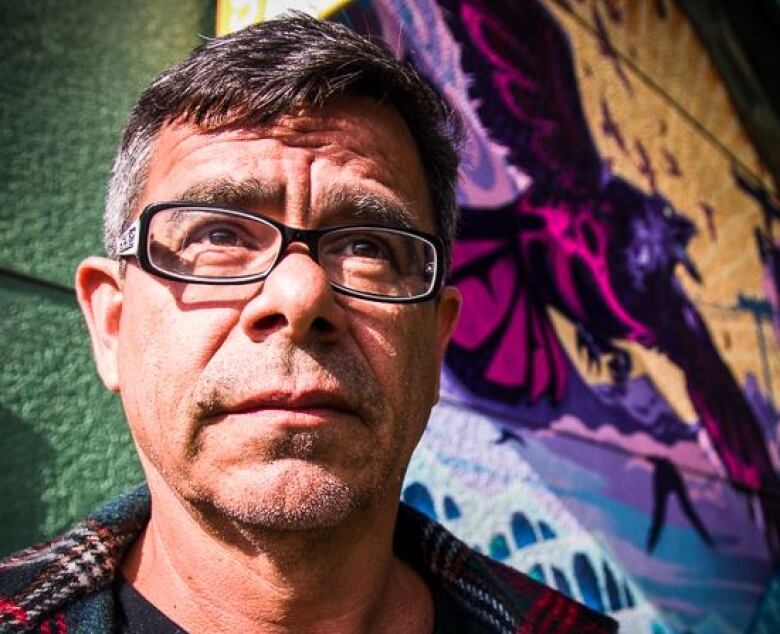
left=0, top=14, right=617, bottom=633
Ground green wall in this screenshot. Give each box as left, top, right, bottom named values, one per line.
left=0, top=1, right=214, bottom=557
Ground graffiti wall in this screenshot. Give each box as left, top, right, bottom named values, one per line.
left=1, top=1, right=775, bottom=632
left=329, top=0, right=779, bottom=631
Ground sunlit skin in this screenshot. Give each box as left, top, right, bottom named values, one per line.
left=76, top=96, right=461, bottom=633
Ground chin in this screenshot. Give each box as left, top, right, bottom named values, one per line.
left=190, top=460, right=368, bottom=531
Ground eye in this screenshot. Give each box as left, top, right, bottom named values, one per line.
left=663, top=205, right=673, bottom=218
left=344, top=238, right=389, bottom=259
left=203, top=227, right=240, bottom=246
left=325, top=232, right=395, bottom=261
left=185, top=223, right=249, bottom=249
left=321, top=228, right=416, bottom=277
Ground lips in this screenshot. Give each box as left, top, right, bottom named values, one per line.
left=207, top=390, right=361, bottom=424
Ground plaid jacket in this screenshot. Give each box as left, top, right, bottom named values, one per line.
left=0, top=484, right=617, bottom=633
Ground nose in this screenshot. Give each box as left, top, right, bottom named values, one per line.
left=239, top=246, right=348, bottom=345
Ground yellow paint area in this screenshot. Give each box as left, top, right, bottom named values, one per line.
left=541, top=0, right=779, bottom=415
left=216, top=0, right=353, bottom=35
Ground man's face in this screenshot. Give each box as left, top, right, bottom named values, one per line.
left=80, top=97, right=460, bottom=530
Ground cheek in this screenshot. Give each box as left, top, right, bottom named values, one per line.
left=349, top=306, right=440, bottom=423
left=116, top=281, right=238, bottom=445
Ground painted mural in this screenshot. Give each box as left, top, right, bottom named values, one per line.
left=328, top=0, right=778, bottom=631
left=212, top=0, right=780, bottom=629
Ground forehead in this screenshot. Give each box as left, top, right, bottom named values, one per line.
left=137, top=97, right=434, bottom=231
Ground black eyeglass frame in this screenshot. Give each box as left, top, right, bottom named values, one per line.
left=116, top=201, right=446, bottom=304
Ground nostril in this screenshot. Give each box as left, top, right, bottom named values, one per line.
left=253, top=313, right=287, bottom=334
left=311, top=316, right=335, bottom=335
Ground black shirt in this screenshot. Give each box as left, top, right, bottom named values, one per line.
left=114, top=574, right=462, bottom=633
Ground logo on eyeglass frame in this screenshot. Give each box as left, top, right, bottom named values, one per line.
left=117, top=225, right=137, bottom=255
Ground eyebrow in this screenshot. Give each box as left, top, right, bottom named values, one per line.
left=173, top=178, right=416, bottom=229
left=176, top=177, right=283, bottom=210
left=318, top=185, right=414, bottom=229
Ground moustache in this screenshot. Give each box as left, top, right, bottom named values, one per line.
left=187, top=341, right=386, bottom=425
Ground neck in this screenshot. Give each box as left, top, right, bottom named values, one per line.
left=121, top=470, right=433, bottom=634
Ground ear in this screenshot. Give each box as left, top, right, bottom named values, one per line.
left=435, top=285, right=462, bottom=359
left=75, top=257, right=124, bottom=392
left=431, top=285, right=462, bottom=399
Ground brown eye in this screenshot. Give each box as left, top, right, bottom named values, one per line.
left=206, top=228, right=240, bottom=246
left=347, top=239, right=386, bottom=259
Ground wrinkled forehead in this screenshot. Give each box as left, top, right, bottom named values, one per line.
left=137, top=97, right=435, bottom=231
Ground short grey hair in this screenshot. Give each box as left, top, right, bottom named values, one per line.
left=104, top=12, right=462, bottom=272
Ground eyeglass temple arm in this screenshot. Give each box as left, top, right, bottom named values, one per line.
left=116, top=219, right=141, bottom=256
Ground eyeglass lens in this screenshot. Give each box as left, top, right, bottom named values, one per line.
left=146, top=208, right=437, bottom=299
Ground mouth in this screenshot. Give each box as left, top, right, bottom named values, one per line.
left=206, top=391, right=361, bottom=426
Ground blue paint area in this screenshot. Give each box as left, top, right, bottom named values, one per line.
left=574, top=553, right=605, bottom=612
left=538, top=520, right=557, bottom=540
left=602, top=561, right=622, bottom=611
left=623, top=581, right=635, bottom=608
left=443, top=495, right=462, bottom=520
left=489, top=533, right=511, bottom=561
left=651, top=621, right=668, bottom=634
left=511, top=511, right=537, bottom=549
left=748, top=568, right=780, bottom=633
left=636, top=551, right=764, bottom=629
left=552, top=567, right=574, bottom=598
left=528, top=563, right=546, bottom=584
left=402, top=482, right=437, bottom=521
left=397, top=3, right=414, bottom=32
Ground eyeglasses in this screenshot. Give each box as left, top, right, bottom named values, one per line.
left=116, top=201, right=444, bottom=303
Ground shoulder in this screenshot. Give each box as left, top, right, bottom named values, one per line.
left=396, top=502, right=618, bottom=633
left=0, top=484, right=150, bottom=633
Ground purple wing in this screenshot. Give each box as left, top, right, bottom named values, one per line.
left=439, top=0, right=603, bottom=194
left=446, top=204, right=569, bottom=403
left=404, top=0, right=780, bottom=557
